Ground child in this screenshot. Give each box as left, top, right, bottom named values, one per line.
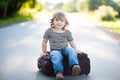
left=42, top=11, right=81, bottom=80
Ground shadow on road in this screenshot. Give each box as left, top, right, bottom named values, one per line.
left=36, top=70, right=93, bottom=80
left=0, top=13, right=120, bottom=80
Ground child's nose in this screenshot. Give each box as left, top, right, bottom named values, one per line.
left=58, top=21, right=62, bottom=23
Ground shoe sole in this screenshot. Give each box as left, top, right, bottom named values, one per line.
left=56, top=75, right=64, bottom=80
left=72, top=66, right=81, bottom=76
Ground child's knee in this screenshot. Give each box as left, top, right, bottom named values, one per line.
left=50, top=50, right=63, bottom=60
left=66, top=47, right=75, bottom=53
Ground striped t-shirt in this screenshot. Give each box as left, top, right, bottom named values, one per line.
left=43, top=28, right=73, bottom=50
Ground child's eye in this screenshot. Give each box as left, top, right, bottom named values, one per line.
left=61, top=20, right=64, bottom=22
left=55, top=19, right=58, bottom=21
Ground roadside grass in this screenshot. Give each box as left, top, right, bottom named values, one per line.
left=73, top=11, right=120, bottom=33
left=98, top=18, right=120, bottom=33
left=0, top=13, right=33, bottom=25
left=0, top=11, right=120, bottom=33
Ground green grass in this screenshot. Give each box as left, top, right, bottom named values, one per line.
left=0, top=14, right=33, bottom=25
left=99, top=18, right=120, bottom=33
left=67, top=12, right=120, bottom=33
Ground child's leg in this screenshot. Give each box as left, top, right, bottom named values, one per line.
left=62, top=47, right=81, bottom=75
left=50, top=50, right=64, bottom=74
left=62, top=47, right=79, bottom=67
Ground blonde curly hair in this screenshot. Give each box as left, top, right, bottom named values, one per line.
left=50, top=12, right=69, bottom=30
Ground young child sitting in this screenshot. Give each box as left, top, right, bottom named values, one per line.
left=42, top=11, right=81, bottom=80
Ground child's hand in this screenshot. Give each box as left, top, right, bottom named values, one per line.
left=42, top=52, right=50, bottom=58
left=43, top=52, right=49, bottom=56
left=75, top=50, right=81, bottom=54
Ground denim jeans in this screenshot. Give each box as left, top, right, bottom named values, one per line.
left=50, top=47, right=79, bottom=74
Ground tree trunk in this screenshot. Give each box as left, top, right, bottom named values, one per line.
left=3, top=0, right=12, bottom=17
left=3, top=5, right=8, bottom=17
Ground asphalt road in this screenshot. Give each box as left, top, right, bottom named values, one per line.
left=0, top=13, right=120, bottom=80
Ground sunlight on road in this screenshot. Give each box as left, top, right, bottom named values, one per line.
left=0, top=11, right=120, bottom=80
left=1, top=54, right=24, bottom=75
left=3, top=36, right=38, bottom=48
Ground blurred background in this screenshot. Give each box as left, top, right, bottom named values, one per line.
left=0, top=0, right=120, bottom=33
left=0, top=1, right=120, bottom=80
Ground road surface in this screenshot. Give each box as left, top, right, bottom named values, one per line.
left=0, top=12, right=120, bottom=80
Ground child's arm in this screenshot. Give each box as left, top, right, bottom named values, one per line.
left=69, top=41, right=80, bottom=54
left=69, top=41, right=77, bottom=51
left=42, top=38, right=48, bottom=54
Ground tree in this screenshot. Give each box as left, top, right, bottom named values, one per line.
left=95, top=5, right=118, bottom=21
left=88, top=0, right=102, bottom=10
left=0, top=0, right=43, bottom=17
left=53, top=2, right=64, bottom=10
left=87, top=0, right=120, bottom=17
left=62, top=0, right=77, bottom=12
left=76, top=0, right=89, bottom=12
left=0, top=0, right=10, bottom=17
left=88, top=0, right=120, bottom=11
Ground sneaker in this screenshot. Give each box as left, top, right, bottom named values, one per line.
left=56, top=71, right=64, bottom=80
left=72, top=65, right=81, bottom=76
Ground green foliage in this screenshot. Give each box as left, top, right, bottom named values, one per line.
left=88, top=0, right=102, bottom=10
left=0, top=0, right=43, bottom=18
left=0, top=0, right=28, bottom=17
left=88, top=0, right=115, bottom=10
left=53, top=2, right=64, bottom=10
left=0, top=0, right=9, bottom=8
left=34, top=1, right=43, bottom=11
left=62, top=0, right=77, bottom=12
left=87, top=0, right=120, bottom=18
left=0, top=13, right=32, bottom=25
left=88, top=0, right=120, bottom=13
left=99, top=18, right=120, bottom=32
left=102, top=14, right=115, bottom=21
left=62, top=2, right=73, bottom=12
left=76, top=0, right=89, bottom=12
left=0, top=0, right=10, bottom=17
left=95, top=5, right=118, bottom=21
left=116, top=1, right=120, bottom=17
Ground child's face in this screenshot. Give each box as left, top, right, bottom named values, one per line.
left=53, top=17, right=66, bottom=29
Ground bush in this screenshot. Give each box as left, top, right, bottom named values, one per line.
left=95, top=5, right=118, bottom=21
left=0, top=0, right=43, bottom=18
left=18, top=1, right=43, bottom=18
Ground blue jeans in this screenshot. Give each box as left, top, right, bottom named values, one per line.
left=50, top=47, right=79, bottom=74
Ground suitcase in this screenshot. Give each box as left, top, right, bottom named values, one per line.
left=37, top=51, right=90, bottom=76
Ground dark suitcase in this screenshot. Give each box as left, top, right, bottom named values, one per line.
left=37, top=52, right=90, bottom=76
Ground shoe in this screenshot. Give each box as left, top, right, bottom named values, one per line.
left=72, top=65, right=81, bottom=76
left=56, top=71, right=64, bottom=80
